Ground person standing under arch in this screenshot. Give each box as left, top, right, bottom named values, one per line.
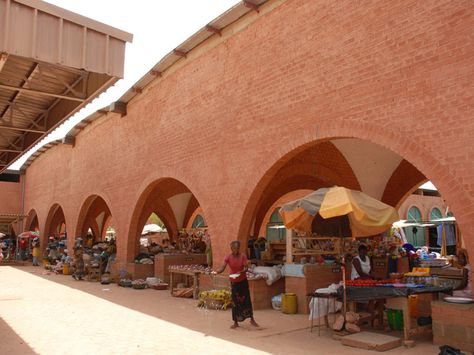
left=213, top=240, right=259, bottom=329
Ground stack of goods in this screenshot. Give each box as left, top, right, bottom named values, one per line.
left=418, top=255, right=449, bottom=268
left=168, top=264, right=212, bottom=273
left=405, top=268, right=440, bottom=286
left=177, top=230, right=209, bottom=254
left=198, top=289, right=232, bottom=310
left=333, top=311, right=361, bottom=333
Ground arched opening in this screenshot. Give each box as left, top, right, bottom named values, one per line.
left=140, top=213, right=169, bottom=253
left=76, top=195, right=114, bottom=247
left=128, top=177, right=209, bottom=262
left=191, top=215, right=206, bottom=229
left=44, top=204, right=67, bottom=243
left=236, top=137, right=459, bottom=264
left=25, top=209, right=40, bottom=232
left=397, top=182, right=456, bottom=254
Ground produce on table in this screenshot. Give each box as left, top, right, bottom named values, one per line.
left=345, top=279, right=400, bottom=287
left=168, top=264, right=213, bottom=273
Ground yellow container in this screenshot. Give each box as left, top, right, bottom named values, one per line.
left=63, top=263, right=70, bottom=275
left=282, top=293, right=297, bottom=314
left=408, top=295, right=419, bottom=318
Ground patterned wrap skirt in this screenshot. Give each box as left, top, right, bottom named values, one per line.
left=231, top=279, right=253, bottom=322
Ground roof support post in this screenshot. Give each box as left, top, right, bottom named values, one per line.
left=205, top=25, right=222, bottom=36
left=243, top=1, right=260, bottom=12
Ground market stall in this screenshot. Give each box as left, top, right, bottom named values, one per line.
left=279, top=186, right=400, bottom=316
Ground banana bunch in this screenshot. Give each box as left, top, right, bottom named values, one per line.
left=198, top=289, right=232, bottom=310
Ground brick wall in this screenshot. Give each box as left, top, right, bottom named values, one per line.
left=432, top=301, right=474, bottom=352
left=0, top=181, right=20, bottom=214
left=5, top=0, right=473, bottom=270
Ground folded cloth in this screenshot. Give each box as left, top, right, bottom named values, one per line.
left=309, top=283, right=342, bottom=320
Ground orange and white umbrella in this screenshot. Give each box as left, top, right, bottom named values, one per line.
left=279, top=186, right=399, bottom=237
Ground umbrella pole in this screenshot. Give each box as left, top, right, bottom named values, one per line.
left=342, top=240, right=347, bottom=321
left=342, top=253, right=346, bottom=318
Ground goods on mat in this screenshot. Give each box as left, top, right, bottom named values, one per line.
left=151, top=283, right=169, bottom=290
left=118, top=279, right=132, bottom=287
left=132, top=279, right=147, bottom=289
left=168, top=264, right=212, bottom=273
left=198, top=289, right=232, bottom=310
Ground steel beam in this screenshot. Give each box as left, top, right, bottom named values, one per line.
left=0, top=124, right=45, bottom=134
left=0, top=148, right=22, bottom=153
left=0, top=83, right=85, bottom=102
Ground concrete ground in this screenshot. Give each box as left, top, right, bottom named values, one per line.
left=0, top=265, right=440, bottom=355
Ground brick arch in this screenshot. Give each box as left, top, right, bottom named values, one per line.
left=128, top=177, right=207, bottom=262
left=183, top=195, right=200, bottom=229
left=43, top=203, right=66, bottom=246
left=185, top=207, right=205, bottom=229
left=252, top=175, right=327, bottom=238
left=236, top=121, right=474, bottom=260
left=250, top=141, right=361, bottom=238
left=382, top=159, right=428, bottom=208
left=75, top=195, right=113, bottom=242
left=25, top=209, right=39, bottom=232
left=258, top=189, right=314, bottom=238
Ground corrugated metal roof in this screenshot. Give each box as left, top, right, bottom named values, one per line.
left=0, top=0, right=132, bottom=173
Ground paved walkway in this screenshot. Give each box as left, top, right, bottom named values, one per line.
left=0, top=266, right=439, bottom=354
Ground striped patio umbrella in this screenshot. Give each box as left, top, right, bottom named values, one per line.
left=279, top=186, right=399, bottom=237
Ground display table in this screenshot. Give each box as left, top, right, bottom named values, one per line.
left=286, top=264, right=346, bottom=314
left=342, top=285, right=452, bottom=302
left=340, top=285, right=452, bottom=340
left=249, top=278, right=285, bottom=310
left=432, top=300, right=474, bottom=353
left=154, top=253, right=207, bottom=283
left=126, top=263, right=154, bottom=279
left=169, top=269, right=201, bottom=299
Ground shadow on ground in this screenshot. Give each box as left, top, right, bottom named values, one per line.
left=0, top=315, right=38, bottom=354
left=7, top=265, right=438, bottom=355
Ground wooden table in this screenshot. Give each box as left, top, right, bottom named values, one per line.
left=344, top=285, right=451, bottom=340
left=169, top=269, right=201, bottom=299
left=385, top=295, right=437, bottom=340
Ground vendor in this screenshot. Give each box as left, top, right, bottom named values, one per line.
left=351, top=244, right=372, bottom=280
left=213, top=240, right=259, bottom=329
left=453, top=248, right=472, bottom=298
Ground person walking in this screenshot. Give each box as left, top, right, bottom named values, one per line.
left=213, top=240, right=259, bottom=329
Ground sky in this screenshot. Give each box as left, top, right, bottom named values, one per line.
left=9, top=0, right=240, bottom=169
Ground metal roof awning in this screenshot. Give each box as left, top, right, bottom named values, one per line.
left=0, top=212, right=26, bottom=233
left=0, top=0, right=132, bottom=173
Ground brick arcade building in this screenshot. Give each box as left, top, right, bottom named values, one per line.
left=0, top=0, right=473, bottom=271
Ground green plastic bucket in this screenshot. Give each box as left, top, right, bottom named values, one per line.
left=386, top=309, right=404, bottom=331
